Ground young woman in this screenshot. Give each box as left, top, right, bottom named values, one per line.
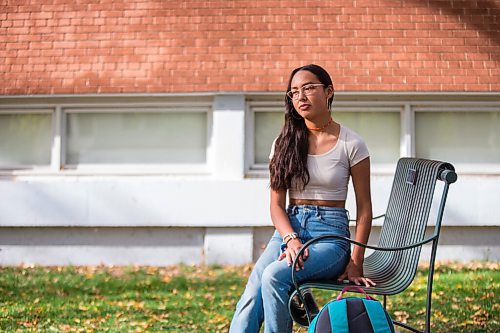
left=230, top=64, right=374, bottom=333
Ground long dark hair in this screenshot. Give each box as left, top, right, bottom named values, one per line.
left=269, top=64, right=334, bottom=191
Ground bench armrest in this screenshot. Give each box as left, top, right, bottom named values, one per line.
left=291, top=233, right=438, bottom=289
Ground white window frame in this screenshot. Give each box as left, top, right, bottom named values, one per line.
left=0, top=108, right=55, bottom=171
left=62, top=105, right=212, bottom=174
left=245, top=98, right=402, bottom=176
left=413, top=104, right=500, bottom=175
left=0, top=98, right=213, bottom=176
left=245, top=93, right=500, bottom=177
left=245, top=99, right=284, bottom=174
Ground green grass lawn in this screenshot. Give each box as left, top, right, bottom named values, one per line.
left=0, top=263, right=498, bottom=332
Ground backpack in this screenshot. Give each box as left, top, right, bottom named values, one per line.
left=307, top=286, right=395, bottom=333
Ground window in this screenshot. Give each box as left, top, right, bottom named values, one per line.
left=249, top=101, right=400, bottom=172
left=332, top=110, right=400, bottom=165
left=415, top=111, right=500, bottom=165
left=254, top=110, right=283, bottom=165
left=65, top=108, right=208, bottom=166
left=0, top=110, right=52, bottom=168
left=0, top=99, right=212, bottom=174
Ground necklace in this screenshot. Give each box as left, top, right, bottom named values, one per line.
left=307, top=117, right=333, bottom=131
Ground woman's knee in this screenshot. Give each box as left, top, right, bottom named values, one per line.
left=261, top=261, right=292, bottom=291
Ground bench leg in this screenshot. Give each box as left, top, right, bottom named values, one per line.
left=425, top=238, right=441, bottom=333
left=393, top=320, right=424, bottom=333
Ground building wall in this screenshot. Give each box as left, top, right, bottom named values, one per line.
left=1, top=0, right=499, bottom=94
left=1, top=1, right=500, bottom=265
left=1, top=93, right=499, bottom=265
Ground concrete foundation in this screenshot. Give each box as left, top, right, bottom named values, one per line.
left=0, top=226, right=497, bottom=266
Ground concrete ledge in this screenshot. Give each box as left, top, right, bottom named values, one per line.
left=0, top=226, right=497, bottom=266
left=204, top=227, right=253, bottom=265
left=0, top=227, right=204, bottom=266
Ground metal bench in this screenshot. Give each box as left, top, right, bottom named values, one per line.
left=289, top=157, right=457, bottom=333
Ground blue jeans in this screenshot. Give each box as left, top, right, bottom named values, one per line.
left=229, top=205, right=351, bottom=333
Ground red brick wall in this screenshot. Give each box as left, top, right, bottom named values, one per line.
left=1, top=0, right=499, bottom=94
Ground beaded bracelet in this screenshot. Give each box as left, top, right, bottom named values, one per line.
left=283, top=232, right=298, bottom=244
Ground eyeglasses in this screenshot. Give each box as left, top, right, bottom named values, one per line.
left=286, top=83, right=325, bottom=100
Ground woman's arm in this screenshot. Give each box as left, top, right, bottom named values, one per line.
left=270, top=188, right=309, bottom=270
left=337, top=157, right=375, bottom=286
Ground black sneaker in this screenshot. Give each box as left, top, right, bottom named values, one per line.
left=289, top=288, right=319, bottom=327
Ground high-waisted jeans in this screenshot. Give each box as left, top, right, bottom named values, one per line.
left=229, top=205, right=351, bottom=333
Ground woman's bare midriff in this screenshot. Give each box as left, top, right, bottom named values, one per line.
left=289, top=198, right=345, bottom=208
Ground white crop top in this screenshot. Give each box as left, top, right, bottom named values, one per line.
left=269, top=125, right=369, bottom=201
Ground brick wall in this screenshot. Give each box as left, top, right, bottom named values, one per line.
left=1, top=0, right=499, bottom=94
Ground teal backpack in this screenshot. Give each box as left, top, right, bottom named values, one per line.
left=308, top=286, right=395, bottom=333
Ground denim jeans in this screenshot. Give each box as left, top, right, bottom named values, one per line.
left=229, top=205, right=351, bottom=333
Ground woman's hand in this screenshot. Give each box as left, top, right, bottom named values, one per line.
left=278, top=238, right=309, bottom=271
left=337, top=258, right=376, bottom=287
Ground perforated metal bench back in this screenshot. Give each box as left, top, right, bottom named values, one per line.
left=364, top=158, right=454, bottom=294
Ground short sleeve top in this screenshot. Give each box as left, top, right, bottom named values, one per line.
left=269, top=125, right=369, bottom=201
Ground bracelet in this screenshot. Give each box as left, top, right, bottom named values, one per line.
left=283, top=232, right=298, bottom=244
left=280, top=237, right=304, bottom=253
